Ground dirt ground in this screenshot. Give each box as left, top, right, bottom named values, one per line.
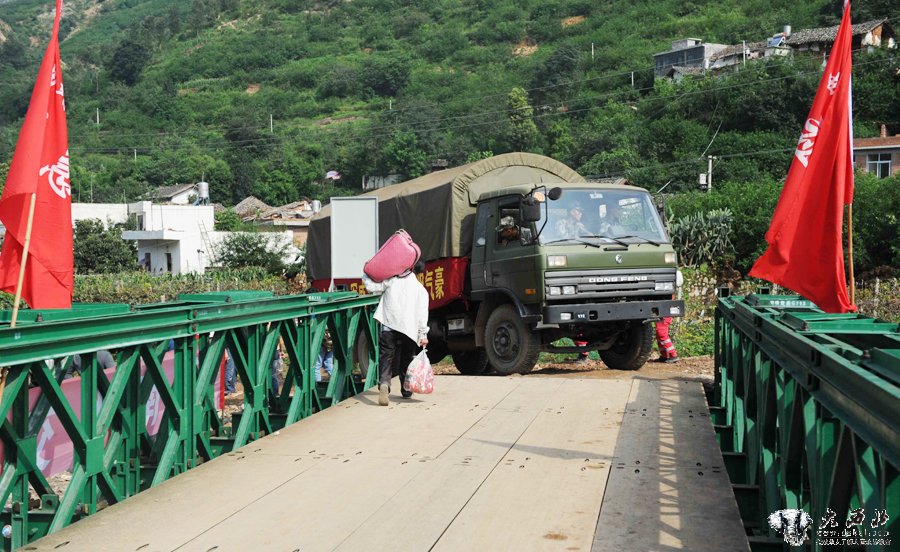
left=434, top=355, right=715, bottom=385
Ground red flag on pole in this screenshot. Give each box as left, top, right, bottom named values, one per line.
left=0, top=0, right=72, bottom=310
left=749, top=2, right=856, bottom=313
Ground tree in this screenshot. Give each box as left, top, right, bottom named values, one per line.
left=506, top=87, right=538, bottom=151
left=216, top=232, right=290, bottom=274
left=109, top=40, right=150, bottom=86
left=74, top=219, right=139, bottom=274
left=214, top=209, right=247, bottom=231
left=382, top=131, right=429, bottom=178
left=361, top=55, right=411, bottom=97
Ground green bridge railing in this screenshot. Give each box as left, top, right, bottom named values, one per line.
left=714, top=292, right=899, bottom=551
left=0, top=290, right=379, bottom=550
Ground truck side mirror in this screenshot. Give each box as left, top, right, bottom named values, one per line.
left=547, top=187, right=563, bottom=201
left=520, top=197, right=541, bottom=222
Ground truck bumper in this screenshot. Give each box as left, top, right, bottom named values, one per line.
left=543, top=300, right=685, bottom=324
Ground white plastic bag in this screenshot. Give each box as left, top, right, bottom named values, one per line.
left=404, top=349, right=435, bottom=394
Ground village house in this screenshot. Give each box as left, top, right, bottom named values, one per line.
left=658, top=19, right=895, bottom=79
left=148, top=182, right=202, bottom=205
left=784, top=18, right=896, bottom=54
left=854, top=125, right=900, bottom=179
left=654, top=38, right=728, bottom=77
left=238, top=197, right=319, bottom=246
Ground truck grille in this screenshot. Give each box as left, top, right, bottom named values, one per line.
left=545, top=268, right=676, bottom=301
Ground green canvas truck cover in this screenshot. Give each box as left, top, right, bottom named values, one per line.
left=307, top=152, right=585, bottom=280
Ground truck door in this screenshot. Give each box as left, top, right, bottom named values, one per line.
left=470, top=202, right=491, bottom=291
left=489, top=197, right=539, bottom=304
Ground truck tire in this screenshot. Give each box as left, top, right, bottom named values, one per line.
left=599, top=323, right=654, bottom=371
left=485, top=304, right=540, bottom=375
left=451, top=350, right=489, bottom=375
left=352, top=329, right=372, bottom=379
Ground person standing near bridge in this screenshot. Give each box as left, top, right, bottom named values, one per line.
left=363, top=259, right=430, bottom=406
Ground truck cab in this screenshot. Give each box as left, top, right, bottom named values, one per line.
left=452, top=182, right=683, bottom=375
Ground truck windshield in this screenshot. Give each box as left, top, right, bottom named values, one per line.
left=538, top=189, right=668, bottom=245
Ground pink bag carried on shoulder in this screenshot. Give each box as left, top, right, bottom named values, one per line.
left=363, top=230, right=421, bottom=282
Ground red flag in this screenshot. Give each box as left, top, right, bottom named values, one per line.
left=0, top=0, right=72, bottom=309
left=749, top=3, right=855, bottom=313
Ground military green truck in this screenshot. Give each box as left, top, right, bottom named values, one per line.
left=307, top=152, right=684, bottom=375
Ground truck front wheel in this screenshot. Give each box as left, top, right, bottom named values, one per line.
left=451, top=350, right=489, bottom=375
left=485, top=304, right=540, bottom=375
left=599, top=323, right=654, bottom=371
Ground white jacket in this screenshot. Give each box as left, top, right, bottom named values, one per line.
left=363, top=273, right=430, bottom=344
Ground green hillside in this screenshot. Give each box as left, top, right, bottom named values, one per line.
left=0, top=0, right=897, bottom=206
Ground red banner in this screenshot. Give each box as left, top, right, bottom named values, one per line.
left=311, top=257, right=469, bottom=310
left=0, top=0, right=72, bottom=309
left=749, top=2, right=855, bottom=313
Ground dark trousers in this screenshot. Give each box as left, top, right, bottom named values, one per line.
left=379, top=329, right=416, bottom=389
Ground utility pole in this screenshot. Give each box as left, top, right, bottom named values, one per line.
left=96, top=108, right=100, bottom=125
left=270, top=114, right=273, bottom=133
left=707, top=155, right=715, bottom=193
left=591, top=43, right=594, bottom=61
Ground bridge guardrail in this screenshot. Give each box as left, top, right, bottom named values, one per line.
left=0, top=290, right=379, bottom=550
left=714, top=292, right=899, bottom=551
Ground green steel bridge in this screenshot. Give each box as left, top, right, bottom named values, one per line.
left=0, top=290, right=895, bottom=551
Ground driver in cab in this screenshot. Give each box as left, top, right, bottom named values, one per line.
left=555, top=201, right=590, bottom=239
left=599, top=202, right=625, bottom=236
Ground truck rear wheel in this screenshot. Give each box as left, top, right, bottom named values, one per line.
left=485, top=304, right=540, bottom=375
left=599, top=323, right=654, bottom=371
left=451, top=350, right=489, bottom=375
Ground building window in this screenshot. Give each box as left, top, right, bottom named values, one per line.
left=867, top=153, right=892, bottom=178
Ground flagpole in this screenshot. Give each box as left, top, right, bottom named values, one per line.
left=9, top=192, right=38, bottom=328
left=847, top=203, right=855, bottom=304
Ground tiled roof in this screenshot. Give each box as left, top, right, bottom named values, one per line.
left=709, top=41, right=767, bottom=61
left=784, top=19, right=887, bottom=45
left=154, top=183, right=197, bottom=198
left=669, top=65, right=704, bottom=76
left=234, top=196, right=271, bottom=217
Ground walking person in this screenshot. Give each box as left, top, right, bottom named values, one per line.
left=363, top=259, right=429, bottom=406
left=654, top=317, right=679, bottom=363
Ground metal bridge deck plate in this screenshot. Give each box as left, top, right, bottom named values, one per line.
left=28, top=375, right=748, bottom=552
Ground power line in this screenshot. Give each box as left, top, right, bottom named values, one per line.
left=66, top=55, right=894, bottom=156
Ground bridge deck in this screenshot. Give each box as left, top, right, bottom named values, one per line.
left=30, top=375, right=749, bottom=552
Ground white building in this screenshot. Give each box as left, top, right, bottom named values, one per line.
left=69, top=201, right=297, bottom=275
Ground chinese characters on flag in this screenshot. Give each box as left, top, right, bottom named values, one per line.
left=749, top=2, right=856, bottom=313
left=0, top=0, right=73, bottom=309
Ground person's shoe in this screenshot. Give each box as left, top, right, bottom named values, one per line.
left=574, top=355, right=590, bottom=364
left=652, top=357, right=667, bottom=363
left=378, top=384, right=389, bottom=406
left=401, top=389, right=413, bottom=399
left=663, top=356, right=680, bottom=364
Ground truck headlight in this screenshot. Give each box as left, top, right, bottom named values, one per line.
left=547, top=255, right=567, bottom=267
left=664, top=252, right=677, bottom=264
left=549, top=286, right=562, bottom=296
left=562, top=285, right=576, bottom=295
left=655, top=282, right=674, bottom=292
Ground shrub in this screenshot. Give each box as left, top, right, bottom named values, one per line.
left=668, top=208, right=734, bottom=268
left=216, top=232, right=291, bottom=274
left=74, top=219, right=139, bottom=274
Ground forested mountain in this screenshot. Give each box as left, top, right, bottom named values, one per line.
left=0, top=0, right=897, bottom=206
